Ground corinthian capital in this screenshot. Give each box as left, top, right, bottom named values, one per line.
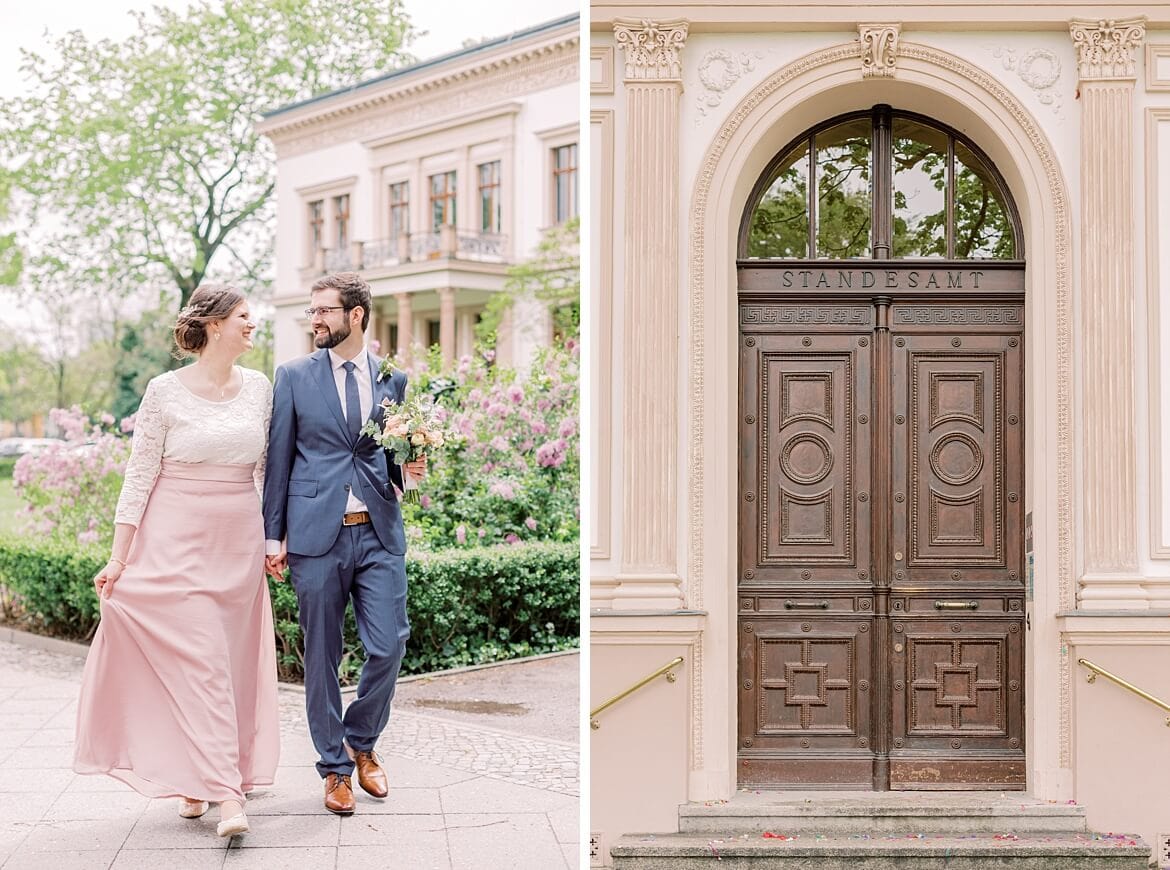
left=858, top=23, right=901, bottom=78
left=1070, top=17, right=1146, bottom=81
left=613, top=18, right=689, bottom=82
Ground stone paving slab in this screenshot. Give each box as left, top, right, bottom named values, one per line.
left=0, top=634, right=581, bottom=869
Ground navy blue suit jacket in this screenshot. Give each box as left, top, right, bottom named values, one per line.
left=262, top=349, right=407, bottom=557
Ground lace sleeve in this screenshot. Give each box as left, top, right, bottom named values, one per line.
left=114, top=376, right=169, bottom=527
left=253, top=372, right=273, bottom=498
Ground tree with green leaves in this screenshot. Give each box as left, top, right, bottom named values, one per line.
left=0, top=0, right=416, bottom=317
left=476, top=217, right=580, bottom=349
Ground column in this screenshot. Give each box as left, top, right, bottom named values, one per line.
left=612, top=18, right=689, bottom=609
left=458, top=311, right=474, bottom=358
left=495, top=305, right=513, bottom=368
left=1071, top=17, right=1147, bottom=608
left=395, top=291, right=413, bottom=359
left=438, top=287, right=456, bottom=367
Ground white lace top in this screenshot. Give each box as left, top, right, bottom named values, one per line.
left=114, top=367, right=273, bottom=526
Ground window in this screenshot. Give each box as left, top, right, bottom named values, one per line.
left=386, top=322, right=399, bottom=355
left=389, top=182, right=409, bottom=240
left=430, top=171, right=457, bottom=230
left=333, top=194, right=350, bottom=249
left=427, top=319, right=441, bottom=348
left=552, top=144, right=577, bottom=223
left=743, top=106, right=1018, bottom=261
left=478, top=161, right=501, bottom=233
left=307, top=200, right=324, bottom=256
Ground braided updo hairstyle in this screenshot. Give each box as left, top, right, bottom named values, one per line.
left=172, top=283, right=246, bottom=358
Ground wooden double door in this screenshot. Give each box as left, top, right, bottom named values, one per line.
left=737, top=285, right=1025, bottom=790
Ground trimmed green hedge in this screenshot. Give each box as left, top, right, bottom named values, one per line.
left=0, top=539, right=578, bottom=682
left=0, top=457, right=18, bottom=480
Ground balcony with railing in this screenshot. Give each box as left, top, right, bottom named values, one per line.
left=308, top=227, right=509, bottom=275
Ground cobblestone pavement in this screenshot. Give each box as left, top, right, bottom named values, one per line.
left=0, top=634, right=580, bottom=869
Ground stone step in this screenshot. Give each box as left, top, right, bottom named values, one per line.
left=611, top=831, right=1151, bottom=870
left=680, top=791, right=1089, bottom=835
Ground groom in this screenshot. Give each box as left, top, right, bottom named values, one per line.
left=262, top=271, right=426, bottom=815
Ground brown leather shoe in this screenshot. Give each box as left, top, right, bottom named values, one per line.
left=324, top=773, right=355, bottom=815
left=353, top=749, right=389, bottom=798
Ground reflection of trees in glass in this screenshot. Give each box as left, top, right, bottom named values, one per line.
left=816, top=124, right=871, bottom=258
left=955, top=143, right=1015, bottom=258
left=892, top=125, right=946, bottom=258
left=746, top=144, right=809, bottom=258
left=745, top=114, right=1016, bottom=261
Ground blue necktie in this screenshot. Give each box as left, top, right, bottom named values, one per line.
left=342, top=361, right=365, bottom=505
left=343, top=361, right=362, bottom=441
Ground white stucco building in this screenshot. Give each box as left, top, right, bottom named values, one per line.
left=258, top=14, right=578, bottom=369
left=590, top=2, right=1170, bottom=866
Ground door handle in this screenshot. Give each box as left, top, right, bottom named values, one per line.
left=934, top=600, right=979, bottom=610
left=785, top=600, right=830, bottom=610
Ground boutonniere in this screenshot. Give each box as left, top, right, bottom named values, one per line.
left=375, top=357, right=396, bottom=383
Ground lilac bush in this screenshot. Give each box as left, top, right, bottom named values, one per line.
left=10, top=407, right=131, bottom=553
left=387, top=340, right=580, bottom=551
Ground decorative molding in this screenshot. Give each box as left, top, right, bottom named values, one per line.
left=613, top=18, right=689, bottom=82
left=1069, top=17, right=1146, bottom=81
left=590, top=109, right=615, bottom=562
left=687, top=36, right=1073, bottom=792
left=1148, top=108, right=1170, bottom=560
left=858, top=23, right=901, bottom=78
left=1059, top=641, right=1070, bottom=767
left=988, top=47, right=1064, bottom=117
left=294, top=174, right=358, bottom=198
left=695, top=49, right=765, bottom=122
left=591, top=45, right=615, bottom=95
left=1147, top=43, right=1170, bottom=91
left=261, top=43, right=578, bottom=158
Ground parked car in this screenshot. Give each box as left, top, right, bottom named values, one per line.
left=0, top=437, right=64, bottom=457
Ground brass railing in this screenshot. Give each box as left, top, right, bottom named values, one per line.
left=1077, top=658, right=1170, bottom=726
left=590, top=656, right=684, bottom=730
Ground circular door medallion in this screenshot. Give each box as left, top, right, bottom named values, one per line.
left=930, top=432, right=984, bottom=485
left=781, top=432, right=834, bottom=485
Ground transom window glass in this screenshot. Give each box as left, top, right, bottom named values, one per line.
left=744, top=106, right=1018, bottom=261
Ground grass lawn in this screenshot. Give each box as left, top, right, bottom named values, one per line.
left=0, top=479, right=21, bottom=535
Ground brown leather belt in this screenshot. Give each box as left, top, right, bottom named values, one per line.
left=342, top=511, right=371, bottom=526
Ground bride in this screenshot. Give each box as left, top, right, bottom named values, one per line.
left=73, top=283, right=280, bottom=838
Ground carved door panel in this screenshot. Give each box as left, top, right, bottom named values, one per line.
left=887, top=314, right=1025, bottom=788
left=739, top=297, right=1024, bottom=791
left=738, top=304, right=875, bottom=788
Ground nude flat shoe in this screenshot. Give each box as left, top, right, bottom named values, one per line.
left=179, top=799, right=209, bottom=818
left=216, top=812, right=249, bottom=837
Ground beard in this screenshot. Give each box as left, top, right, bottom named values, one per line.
left=314, top=320, right=351, bottom=349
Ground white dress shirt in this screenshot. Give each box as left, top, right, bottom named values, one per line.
left=266, top=346, right=413, bottom=555
left=329, top=348, right=373, bottom=514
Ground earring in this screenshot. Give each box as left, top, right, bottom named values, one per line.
left=215, top=332, right=221, bottom=341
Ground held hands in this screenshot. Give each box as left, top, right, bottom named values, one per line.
left=404, top=454, right=428, bottom=480
left=93, top=560, right=125, bottom=599
left=264, top=539, right=288, bottom=582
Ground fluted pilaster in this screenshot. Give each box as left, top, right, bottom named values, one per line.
left=1072, top=17, right=1147, bottom=608
left=613, top=18, right=688, bottom=609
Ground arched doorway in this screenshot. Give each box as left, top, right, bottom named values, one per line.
left=736, top=104, right=1025, bottom=791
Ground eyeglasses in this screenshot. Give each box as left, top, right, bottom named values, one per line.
left=304, top=305, right=349, bottom=318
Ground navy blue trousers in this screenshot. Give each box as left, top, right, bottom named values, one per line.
left=289, top=522, right=409, bottom=778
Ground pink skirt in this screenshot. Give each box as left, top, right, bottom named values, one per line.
left=73, top=460, right=280, bottom=802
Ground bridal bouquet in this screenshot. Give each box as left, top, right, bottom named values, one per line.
left=361, top=395, right=448, bottom=505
